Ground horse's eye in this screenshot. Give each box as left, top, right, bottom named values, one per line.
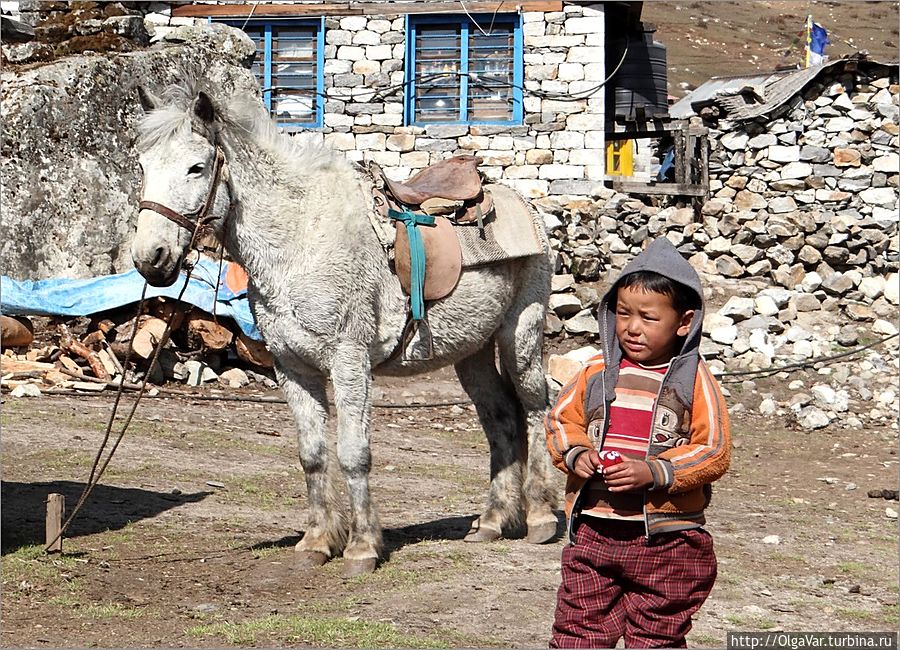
left=187, top=164, right=205, bottom=175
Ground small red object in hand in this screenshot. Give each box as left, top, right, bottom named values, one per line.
left=598, top=450, right=623, bottom=471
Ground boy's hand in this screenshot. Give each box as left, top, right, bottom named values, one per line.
left=603, top=458, right=653, bottom=492
left=573, top=449, right=601, bottom=478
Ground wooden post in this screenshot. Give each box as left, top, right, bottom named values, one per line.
left=46, top=493, right=64, bottom=553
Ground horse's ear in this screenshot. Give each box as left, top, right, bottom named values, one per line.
left=193, top=91, right=217, bottom=124
left=137, top=86, right=159, bottom=112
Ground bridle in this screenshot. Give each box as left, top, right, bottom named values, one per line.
left=138, top=145, right=228, bottom=242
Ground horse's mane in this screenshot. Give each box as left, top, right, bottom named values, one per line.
left=136, top=77, right=353, bottom=177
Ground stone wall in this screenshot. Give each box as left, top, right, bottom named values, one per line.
left=539, top=64, right=899, bottom=339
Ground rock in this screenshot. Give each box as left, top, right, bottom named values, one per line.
left=759, top=398, right=778, bottom=416
left=762, top=535, right=781, bottom=544
left=767, top=145, right=800, bottom=163
left=779, top=161, right=812, bottom=179
left=884, top=273, right=899, bottom=304
left=1, top=25, right=259, bottom=280
left=754, top=295, right=779, bottom=316
left=715, top=255, right=744, bottom=277
left=859, top=187, right=897, bottom=208
left=547, top=345, right=600, bottom=384
left=734, top=190, right=767, bottom=211
left=747, top=133, right=776, bottom=148
left=793, top=293, right=822, bottom=312
left=811, top=384, right=837, bottom=406
left=858, top=276, right=885, bottom=300
left=872, top=319, right=899, bottom=336
left=836, top=325, right=859, bottom=347
left=886, top=508, right=898, bottom=520
left=544, top=313, right=564, bottom=336
left=833, top=148, right=862, bottom=167
left=721, top=132, right=749, bottom=151
left=10, top=384, right=42, bottom=398
left=219, top=367, right=250, bottom=388
left=798, top=406, right=831, bottom=429
left=873, top=153, right=899, bottom=173
left=821, top=273, right=854, bottom=296
left=185, top=360, right=218, bottom=387
left=551, top=273, right=576, bottom=292
left=759, top=288, right=792, bottom=308
left=768, top=197, right=798, bottom=213
left=710, top=325, right=739, bottom=345
left=800, top=272, right=823, bottom=292
left=564, top=310, right=600, bottom=335
left=748, top=329, right=775, bottom=359
left=845, top=303, right=876, bottom=322
left=549, top=293, right=583, bottom=318
left=719, top=296, right=755, bottom=321
left=800, top=145, right=831, bottom=163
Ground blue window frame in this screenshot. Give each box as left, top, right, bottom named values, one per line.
left=218, top=18, right=325, bottom=129
left=405, top=14, right=523, bottom=126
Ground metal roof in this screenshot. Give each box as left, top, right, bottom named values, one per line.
left=670, top=56, right=899, bottom=121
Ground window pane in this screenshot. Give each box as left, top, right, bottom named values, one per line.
left=244, top=27, right=265, bottom=87
left=468, top=25, right=514, bottom=122
left=415, top=24, right=461, bottom=122
left=272, top=26, right=318, bottom=124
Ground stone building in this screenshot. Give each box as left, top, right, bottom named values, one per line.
left=135, top=0, right=647, bottom=200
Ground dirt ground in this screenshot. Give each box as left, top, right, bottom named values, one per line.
left=1, top=363, right=898, bottom=648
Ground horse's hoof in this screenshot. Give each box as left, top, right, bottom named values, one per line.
left=464, top=520, right=502, bottom=543
left=343, top=558, right=377, bottom=577
left=296, top=550, right=329, bottom=568
left=526, top=521, right=558, bottom=544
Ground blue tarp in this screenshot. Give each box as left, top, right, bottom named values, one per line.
left=0, top=259, right=262, bottom=341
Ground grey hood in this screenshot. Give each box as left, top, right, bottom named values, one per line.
left=597, top=236, right=705, bottom=408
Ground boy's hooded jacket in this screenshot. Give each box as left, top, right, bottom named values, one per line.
left=546, top=237, right=731, bottom=538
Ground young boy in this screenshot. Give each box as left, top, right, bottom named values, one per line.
left=546, top=236, right=731, bottom=649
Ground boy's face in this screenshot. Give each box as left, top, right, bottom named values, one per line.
left=614, top=285, right=695, bottom=366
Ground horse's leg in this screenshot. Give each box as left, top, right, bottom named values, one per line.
left=455, top=340, right=525, bottom=542
left=496, top=259, right=559, bottom=544
left=331, top=344, right=381, bottom=576
left=279, top=365, right=348, bottom=565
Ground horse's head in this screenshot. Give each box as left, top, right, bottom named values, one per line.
left=132, top=86, right=232, bottom=287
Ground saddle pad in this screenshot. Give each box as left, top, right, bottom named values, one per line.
left=457, top=184, right=546, bottom=268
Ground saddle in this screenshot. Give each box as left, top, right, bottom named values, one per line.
left=367, top=155, right=496, bottom=361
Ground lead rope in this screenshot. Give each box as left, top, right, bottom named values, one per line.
left=44, top=228, right=212, bottom=552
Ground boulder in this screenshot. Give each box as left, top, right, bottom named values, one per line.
left=1, top=24, right=258, bottom=279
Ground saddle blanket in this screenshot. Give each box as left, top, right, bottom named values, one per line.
left=456, top=184, right=546, bottom=267
left=366, top=182, right=547, bottom=268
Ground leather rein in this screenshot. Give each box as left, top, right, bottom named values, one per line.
left=138, top=146, right=228, bottom=240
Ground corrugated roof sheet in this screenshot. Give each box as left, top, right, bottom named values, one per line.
left=670, top=56, right=899, bottom=121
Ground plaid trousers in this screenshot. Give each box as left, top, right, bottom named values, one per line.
left=550, top=517, right=717, bottom=649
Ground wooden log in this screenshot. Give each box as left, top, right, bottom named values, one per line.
left=235, top=333, right=274, bottom=369
left=46, top=493, right=64, bottom=553
left=97, top=349, right=119, bottom=377
left=147, top=300, right=185, bottom=331
left=0, top=357, right=56, bottom=373
left=1, top=315, right=34, bottom=348
left=58, top=355, right=82, bottom=374
left=131, top=317, right=171, bottom=360
left=60, top=332, right=111, bottom=382
left=186, top=313, right=234, bottom=351
left=81, top=330, right=107, bottom=348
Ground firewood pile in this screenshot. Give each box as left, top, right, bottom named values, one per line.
left=1, top=298, right=275, bottom=396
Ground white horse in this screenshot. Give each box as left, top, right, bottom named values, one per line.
left=131, top=80, right=558, bottom=575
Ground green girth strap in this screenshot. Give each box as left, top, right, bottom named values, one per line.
left=388, top=208, right=435, bottom=321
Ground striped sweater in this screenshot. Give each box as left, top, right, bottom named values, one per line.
left=580, top=358, right=667, bottom=522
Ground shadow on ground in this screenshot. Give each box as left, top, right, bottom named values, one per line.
left=0, top=480, right=210, bottom=553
